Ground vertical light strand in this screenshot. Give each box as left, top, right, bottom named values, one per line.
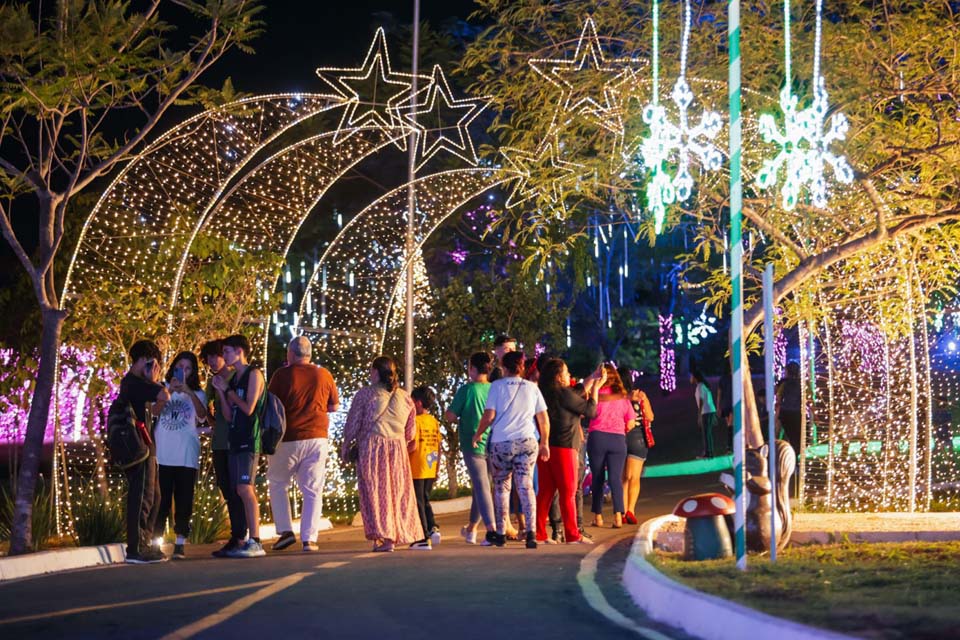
left=652, top=0, right=659, bottom=104
left=783, top=0, right=792, bottom=99
left=728, top=0, right=747, bottom=571
left=404, top=0, right=421, bottom=392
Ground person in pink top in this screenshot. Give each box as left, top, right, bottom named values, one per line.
left=586, top=364, right=636, bottom=528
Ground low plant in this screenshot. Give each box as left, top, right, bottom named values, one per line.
left=71, top=483, right=125, bottom=547
left=0, top=478, right=58, bottom=551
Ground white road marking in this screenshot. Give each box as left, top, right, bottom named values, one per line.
left=0, top=580, right=275, bottom=626
left=159, top=572, right=312, bottom=640
left=315, top=561, right=349, bottom=569
left=577, top=540, right=675, bottom=640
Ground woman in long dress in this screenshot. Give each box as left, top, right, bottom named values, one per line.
left=341, top=356, right=423, bottom=552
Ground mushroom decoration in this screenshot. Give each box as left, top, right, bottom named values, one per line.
left=672, top=493, right=735, bottom=561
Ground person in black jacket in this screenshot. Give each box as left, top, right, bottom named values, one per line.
left=535, top=359, right=605, bottom=545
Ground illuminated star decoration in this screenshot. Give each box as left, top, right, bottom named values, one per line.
left=397, top=65, right=489, bottom=172
left=315, top=28, right=422, bottom=149
left=756, top=0, right=852, bottom=210
left=501, top=141, right=586, bottom=215
left=637, top=0, right=723, bottom=234
left=529, top=16, right=634, bottom=140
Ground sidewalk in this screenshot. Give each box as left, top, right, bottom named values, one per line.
left=0, top=496, right=474, bottom=583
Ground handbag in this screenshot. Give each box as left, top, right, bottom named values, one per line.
left=345, top=390, right=397, bottom=464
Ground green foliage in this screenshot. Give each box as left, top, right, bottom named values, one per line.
left=71, top=485, right=125, bottom=547
left=0, top=479, right=58, bottom=551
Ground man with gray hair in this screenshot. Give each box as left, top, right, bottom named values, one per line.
left=266, top=336, right=340, bottom=551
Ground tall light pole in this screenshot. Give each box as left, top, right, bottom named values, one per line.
left=405, top=0, right=420, bottom=391
left=728, top=0, right=747, bottom=571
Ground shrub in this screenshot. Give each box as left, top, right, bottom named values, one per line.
left=0, top=478, right=59, bottom=551
left=72, top=484, right=125, bottom=547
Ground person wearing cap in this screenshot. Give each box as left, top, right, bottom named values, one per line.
left=267, top=336, right=340, bottom=552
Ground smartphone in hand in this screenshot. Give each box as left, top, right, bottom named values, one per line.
left=174, top=368, right=185, bottom=384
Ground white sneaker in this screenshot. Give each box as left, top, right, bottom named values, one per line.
left=430, top=529, right=441, bottom=546
left=409, top=539, right=432, bottom=550
left=464, top=530, right=477, bottom=544
left=228, top=539, right=266, bottom=558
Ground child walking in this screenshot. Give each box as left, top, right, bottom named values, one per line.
left=409, top=386, right=441, bottom=550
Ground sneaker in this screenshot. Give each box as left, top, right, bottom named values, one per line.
left=272, top=531, right=296, bottom=551
left=464, top=530, right=477, bottom=545
left=172, top=544, right=186, bottom=560
left=126, top=548, right=167, bottom=564
left=495, top=533, right=506, bottom=547
left=481, top=531, right=497, bottom=547
left=228, top=539, right=266, bottom=558
left=409, top=539, right=432, bottom=550
left=525, top=531, right=537, bottom=549
left=212, top=538, right=241, bottom=558
left=302, top=541, right=318, bottom=552
left=430, top=528, right=441, bottom=546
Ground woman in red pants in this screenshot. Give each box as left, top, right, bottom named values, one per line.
left=535, top=359, right=605, bottom=544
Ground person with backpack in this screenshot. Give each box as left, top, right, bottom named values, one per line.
left=116, top=339, right=171, bottom=564
left=201, top=339, right=247, bottom=558
left=211, top=334, right=266, bottom=558
left=267, top=336, right=339, bottom=553
left=153, top=351, right=207, bottom=559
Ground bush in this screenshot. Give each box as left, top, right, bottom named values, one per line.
left=72, top=484, right=125, bottom=547
left=0, top=478, right=59, bottom=551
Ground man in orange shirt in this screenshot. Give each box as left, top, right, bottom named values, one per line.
left=266, top=336, right=340, bottom=552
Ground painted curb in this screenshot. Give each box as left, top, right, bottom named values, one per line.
left=0, top=543, right=126, bottom=583
left=622, top=516, right=855, bottom=640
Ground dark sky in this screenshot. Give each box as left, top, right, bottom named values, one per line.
left=216, top=0, right=479, bottom=94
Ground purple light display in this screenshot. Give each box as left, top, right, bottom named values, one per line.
left=659, top=314, right=677, bottom=392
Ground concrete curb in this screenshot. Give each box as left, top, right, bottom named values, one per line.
left=622, top=516, right=855, bottom=640
left=0, top=544, right=126, bottom=583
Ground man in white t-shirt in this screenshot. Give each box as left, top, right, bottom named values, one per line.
left=472, top=351, right=549, bottom=549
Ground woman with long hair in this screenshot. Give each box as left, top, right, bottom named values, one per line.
left=341, top=356, right=422, bottom=552
left=621, top=371, right=654, bottom=525
left=155, top=350, right=207, bottom=559
left=586, top=364, right=635, bottom=529
left=536, top=359, right=604, bottom=544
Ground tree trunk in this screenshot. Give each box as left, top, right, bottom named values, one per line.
left=10, top=307, right=66, bottom=555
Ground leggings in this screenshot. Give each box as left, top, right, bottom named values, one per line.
left=536, top=446, right=580, bottom=542
left=463, top=453, right=495, bottom=530
left=489, top=438, right=538, bottom=535
left=157, top=465, right=197, bottom=538
left=412, top=478, right=436, bottom=536
left=587, top=431, right=627, bottom=514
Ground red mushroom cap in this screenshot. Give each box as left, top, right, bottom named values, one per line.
left=672, top=493, right=736, bottom=518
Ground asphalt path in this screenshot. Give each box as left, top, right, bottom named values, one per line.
left=0, top=474, right=722, bottom=639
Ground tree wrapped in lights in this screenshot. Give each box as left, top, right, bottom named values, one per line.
left=0, top=0, right=265, bottom=554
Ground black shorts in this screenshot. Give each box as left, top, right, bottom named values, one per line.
left=229, top=452, right=259, bottom=487
left=626, top=428, right=648, bottom=460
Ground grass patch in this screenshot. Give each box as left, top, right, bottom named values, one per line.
left=650, top=542, right=960, bottom=639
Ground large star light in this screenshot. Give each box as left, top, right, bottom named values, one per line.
left=397, top=65, right=489, bottom=172
left=637, top=0, right=723, bottom=234
left=529, top=17, right=632, bottom=138
left=501, top=141, right=586, bottom=214
left=316, top=28, right=422, bottom=149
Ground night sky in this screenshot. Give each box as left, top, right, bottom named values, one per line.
left=213, top=0, right=478, bottom=94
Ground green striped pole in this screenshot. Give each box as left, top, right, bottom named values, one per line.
left=728, top=0, right=747, bottom=571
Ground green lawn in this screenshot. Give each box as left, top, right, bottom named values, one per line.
left=650, top=541, right=960, bottom=639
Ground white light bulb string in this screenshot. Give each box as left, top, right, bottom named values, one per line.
left=679, top=0, right=691, bottom=82
left=652, top=0, right=659, bottom=105
left=814, top=0, right=823, bottom=89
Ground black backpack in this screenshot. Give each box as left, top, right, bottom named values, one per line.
left=106, top=396, right=150, bottom=469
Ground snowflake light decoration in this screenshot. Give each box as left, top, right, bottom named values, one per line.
left=637, top=0, right=723, bottom=234
left=756, top=0, right=853, bottom=210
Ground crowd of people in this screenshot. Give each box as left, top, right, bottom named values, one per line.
left=113, top=333, right=656, bottom=563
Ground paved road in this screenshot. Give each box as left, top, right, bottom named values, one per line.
left=0, top=474, right=722, bottom=639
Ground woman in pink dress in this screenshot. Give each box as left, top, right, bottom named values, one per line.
left=341, top=356, right=423, bottom=552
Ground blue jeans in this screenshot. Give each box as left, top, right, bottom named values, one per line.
left=587, top=431, right=627, bottom=514
left=463, top=453, right=495, bottom=530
